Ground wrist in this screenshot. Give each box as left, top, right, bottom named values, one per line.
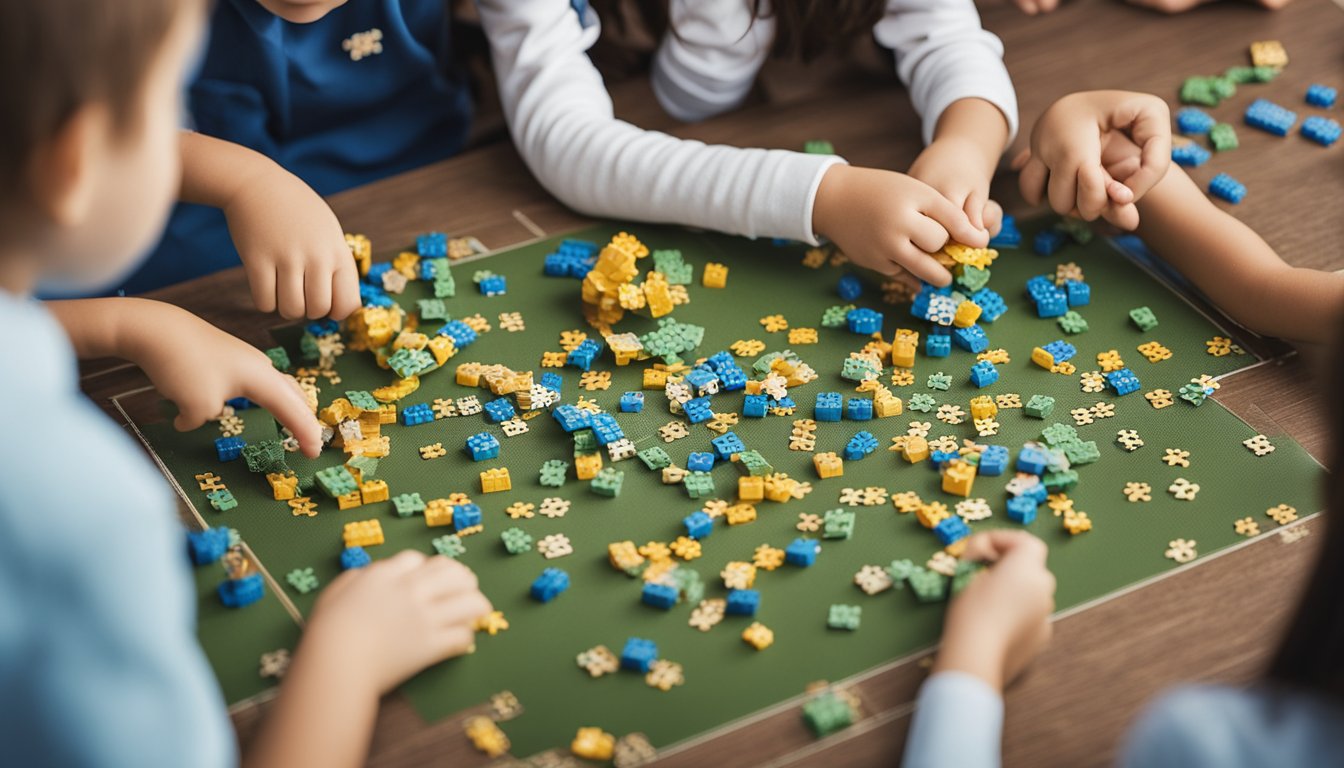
left=932, top=622, right=1008, bottom=693
left=811, top=164, right=852, bottom=242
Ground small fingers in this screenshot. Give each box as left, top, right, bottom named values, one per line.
left=304, top=262, right=333, bottom=320
left=277, top=264, right=306, bottom=320
left=330, top=262, right=362, bottom=320
left=921, top=193, right=988, bottom=248
left=1075, top=164, right=1110, bottom=221
left=963, top=190, right=987, bottom=232
left=1101, top=201, right=1141, bottom=231
left=241, top=367, right=323, bottom=458
left=1017, top=156, right=1049, bottom=206
left=246, top=262, right=277, bottom=314
left=982, top=199, right=1004, bottom=238
left=1046, top=159, right=1081, bottom=217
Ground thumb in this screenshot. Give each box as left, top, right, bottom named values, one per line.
left=923, top=193, right=989, bottom=248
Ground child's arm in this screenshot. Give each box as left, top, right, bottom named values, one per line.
left=244, top=551, right=491, bottom=768
left=476, top=0, right=986, bottom=287
left=1130, top=166, right=1344, bottom=345
left=908, top=98, right=1011, bottom=234
left=903, top=532, right=1055, bottom=768
left=47, top=298, right=324, bottom=456
left=178, top=131, right=359, bottom=320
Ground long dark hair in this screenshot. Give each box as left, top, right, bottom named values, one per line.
left=594, top=0, right=887, bottom=62
left=1267, top=331, right=1344, bottom=701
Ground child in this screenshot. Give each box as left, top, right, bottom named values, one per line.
left=0, top=2, right=490, bottom=765
left=477, top=0, right=1016, bottom=287
left=115, top=0, right=477, bottom=315
left=902, top=90, right=1344, bottom=768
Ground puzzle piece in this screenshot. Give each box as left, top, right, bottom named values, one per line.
left=659, top=422, right=690, bottom=442
left=1168, top=478, right=1200, bottom=500
left=646, top=660, right=686, bottom=691
left=419, top=442, right=447, bottom=459
left=580, top=370, right=612, bottom=391
left=505, top=502, right=535, bottom=520
left=956, top=498, right=992, bottom=521
left=1162, top=448, right=1191, bottom=467
left=1116, top=429, right=1144, bottom=451
left=1123, top=482, right=1152, bottom=502
left=1070, top=407, right=1095, bottom=426
left=853, top=565, right=894, bottom=595
left=539, top=497, right=571, bottom=518
left=1234, top=517, right=1261, bottom=537
left=577, top=645, right=620, bottom=677
left=1145, top=389, right=1175, bottom=409
left=1137, top=341, right=1172, bottom=363
left=498, top=311, right=525, bottom=332
left=1243, top=434, right=1275, bottom=456
left=1080, top=371, right=1105, bottom=393
left=760, top=314, right=789, bottom=332
left=1165, top=538, right=1197, bottom=564
left=1266, top=503, right=1298, bottom=525
left=538, top=533, right=574, bottom=559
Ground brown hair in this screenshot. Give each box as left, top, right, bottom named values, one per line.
left=0, top=0, right=188, bottom=194
left=1268, top=325, right=1344, bottom=702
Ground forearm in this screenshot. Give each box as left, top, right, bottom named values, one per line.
left=46, top=298, right=192, bottom=362
left=243, top=637, right=379, bottom=768
left=1135, top=168, right=1344, bottom=345
left=930, top=98, right=1010, bottom=176
left=179, top=131, right=285, bottom=209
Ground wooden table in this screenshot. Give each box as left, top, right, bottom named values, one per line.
left=87, top=0, right=1342, bottom=764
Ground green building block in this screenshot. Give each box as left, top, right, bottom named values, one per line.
left=1210, top=123, right=1238, bottom=151
left=1042, top=468, right=1080, bottom=492
left=1179, top=382, right=1209, bottom=406
left=803, top=139, right=835, bottom=155
left=346, top=390, right=379, bottom=410
left=207, top=489, right=237, bottom=512
left=286, top=567, right=320, bottom=595
left=242, top=440, right=288, bottom=475
left=1058, top=311, right=1089, bottom=334
left=886, top=558, right=918, bottom=585
left=951, top=561, right=984, bottom=595
left=346, top=455, right=379, bottom=481
left=1062, top=440, right=1101, bottom=466
left=1130, top=306, right=1158, bottom=331
left=908, top=568, right=949, bottom=603
left=1041, top=423, right=1078, bottom=447
left=417, top=298, right=450, bottom=321
left=672, top=566, right=704, bottom=604
left=637, top=446, right=672, bottom=471
left=907, top=393, right=937, bottom=412
left=501, top=527, right=534, bottom=555
left=433, top=274, right=456, bottom=298
left=1024, top=395, right=1055, bottom=419
left=827, top=604, right=862, bottom=631
left=822, top=508, right=856, bottom=540
left=821, top=304, right=856, bottom=328
left=539, top=459, right=570, bottom=487
left=387, top=347, right=436, bottom=378
left=299, top=332, right=320, bottom=362
left=392, top=492, right=426, bottom=518
left=737, top=449, right=773, bottom=477
left=1055, top=218, right=1093, bottom=244
left=432, top=534, right=466, bottom=559
left=1223, top=66, right=1258, bottom=84
left=1179, top=77, right=1219, bottom=107
left=926, top=372, right=953, bottom=391
left=265, top=346, right=291, bottom=371
left=684, top=471, right=715, bottom=499
left=423, top=257, right=449, bottom=281
left=841, top=357, right=880, bottom=383
left=955, top=265, right=991, bottom=293
left=315, top=465, right=358, bottom=497
left=591, top=467, right=625, bottom=497
left=572, top=429, right=600, bottom=454
left=1250, top=66, right=1279, bottom=82
left=802, top=692, right=854, bottom=737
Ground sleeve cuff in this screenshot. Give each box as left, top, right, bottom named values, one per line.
left=798, top=155, right=849, bottom=245
left=903, top=671, right=1004, bottom=768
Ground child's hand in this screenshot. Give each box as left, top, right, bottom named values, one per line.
left=1008, top=0, right=1062, bottom=14
left=304, top=551, right=492, bottom=695
left=1016, top=91, right=1171, bottom=230
left=909, top=138, right=1003, bottom=239
left=223, top=168, right=361, bottom=321
left=934, top=531, right=1056, bottom=691
left=129, top=304, right=325, bottom=457
left=812, top=165, right=989, bottom=287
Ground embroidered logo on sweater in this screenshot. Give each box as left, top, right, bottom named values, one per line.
left=342, top=28, right=383, bottom=61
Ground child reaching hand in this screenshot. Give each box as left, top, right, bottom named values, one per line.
left=0, top=2, right=489, bottom=765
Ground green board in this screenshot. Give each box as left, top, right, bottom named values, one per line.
left=133, top=216, right=1320, bottom=758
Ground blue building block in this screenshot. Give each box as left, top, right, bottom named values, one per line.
left=1017, top=445, right=1049, bottom=476
left=726, top=589, right=761, bottom=616
left=969, top=288, right=1007, bottom=323
left=218, top=573, right=265, bottom=608
left=620, top=638, right=658, bottom=672
left=785, top=538, right=820, bottom=567
left=846, top=398, right=873, bottom=421
left=1177, top=107, right=1216, bottom=134
left=1245, top=98, right=1297, bottom=136
left=304, top=319, right=340, bottom=337
left=771, top=396, right=796, bottom=413
left=478, top=274, right=507, bottom=296
left=1171, top=142, right=1211, bottom=167
left=483, top=398, right=516, bottom=423
left=552, top=404, right=593, bottom=433
left=836, top=274, right=863, bottom=301
left=359, top=282, right=393, bottom=308
left=401, top=403, right=434, bottom=426
left=530, top=568, right=570, bottom=603
left=684, top=510, right=714, bottom=539
left=930, top=449, right=959, bottom=469
left=215, top=436, right=246, bottom=462
left=718, top=365, right=748, bottom=392
left=437, top=320, right=477, bottom=349
left=844, top=431, right=878, bottom=461
left=565, top=338, right=603, bottom=371
left=620, top=392, right=645, bottom=413
left=846, top=307, right=884, bottom=335
left=1026, top=274, right=1055, bottom=298
left=989, top=215, right=1021, bottom=248
left=1302, top=116, right=1341, bottom=147
left=591, top=413, right=625, bottom=445
left=187, top=527, right=231, bottom=566
left=925, top=328, right=952, bottom=358
left=953, top=325, right=989, bottom=354
left=684, top=397, right=714, bottom=424
left=712, top=432, right=746, bottom=461
left=817, top=392, right=846, bottom=425
left=978, top=445, right=1009, bottom=476
left=540, top=372, right=563, bottom=394
left=1020, top=481, right=1049, bottom=506
left=1065, top=280, right=1091, bottom=307
left=969, top=360, right=999, bottom=388
left=224, top=396, right=255, bottom=411
left=642, top=582, right=680, bottom=610
left=1034, top=288, right=1068, bottom=318
left=1106, top=368, right=1142, bottom=396
left=687, top=452, right=715, bottom=472
left=416, top=232, right=447, bottom=258
left=1307, top=83, right=1337, bottom=108
left=1209, top=173, right=1247, bottom=204
left=453, top=503, right=483, bottom=531
left=367, top=262, right=392, bottom=284
left=934, top=516, right=971, bottom=546
left=1042, top=340, right=1076, bottom=363
left=340, top=546, right=371, bottom=570
left=1006, top=496, right=1037, bottom=525
left=1034, top=229, right=1067, bottom=256
left=684, top=368, right=720, bottom=395
left=743, top=394, right=768, bottom=418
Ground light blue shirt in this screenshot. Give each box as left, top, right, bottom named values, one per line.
left=903, top=672, right=1344, bottom=768
left=0, top=294, right=234, bottom=767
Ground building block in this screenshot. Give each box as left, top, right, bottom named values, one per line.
left=1176, top=107, right=1216, bottom=134
left=925, top=329, right=952, bottom=358
left=574, top=452, right=603, bottom=480
left=1006, top=496, right=1037, bottom=525
left=684, top=510, right=714, bottom=539
left=437, top=320, right=477, bottom=349
left=687, top=452, right=715, bottom=473
left=1171, top=142, right=1211, bottom=167
left=453, top=503, right=483, bottom=531
left=400, top=402, right=434, bottom=426
left=416, top=232, right=446, bottom=258
left=619, top=391, right=644, bottom=413
left=465, top=432, right=500, bottom=461
left=989, top=215, right=1021, bottom=248
left=846, top=307, right=883, bottom=335
left=1041, top=340, right=1076, bottom=363
left=620, top=637, right=658, bottom=672
left=683, top=471, right=715, bottom=498
left=969, top=360, right=999, bottom=388
left=1130, top=306, right=1158, bottom=331
left=637, top=446, right=672, bottom=471
left=342, top=519, right=384, bottom=548
left=683, top=397, right=713, bottom=424
left=703, top=262, right=728, bottom=288
left=803, top=693, right=854, bottom=736
left=934, top=515, right=971, bottom=546
left=530, top=567, right=570, bottom=602
left=571, top=728, right=616, bottom=762
left=552, top=404, right=593, bottom=433
left=1023, top=394, right=1055, bottom=419
left=1034, top=229, right=1067, bottom=256
left=941, top=461, right=976, bottom=497
left=845, top=397, right=873, bottom=421
left=1244, top=98, right=1296, bottom=136
left=978, top=445, right=1009, bottom=476
left=822, top=508, right=856, bottom=539
left=952, top=300, right=982, bottom=328
left=187, top=527, right=231, bottom=565
left=1209, top=123, right=1238, bottom=152
left=813, top=451, right=844, bottom=479
left=1107, top=368, right=1142, bottom=396
left=836, top=274, right=863, bottom=301
left=1306, top=83, right=1337, bottom=108
left=480, top=467, right=512, bottom=493
left=215, top=436, right=246, bottom=462
left=711, top=432, right=746, bottom=461
left=478, top=274, right=507, bottom=296
left=1065, top=280, right=1091, bottom=307
left=726, top=589, right=761, bottom=616
left=970, top=288, right=1007, bottom=323
left=483, top=398, right=515, bottom=423
left=340, top=546, right=371, bottom=570
left=952, top=325, right=989, bottom=353
left=1302, top=116, right=1341, bottom=147
left=743, top=394, right=769, bottom=418
left=207, top=489, right=238, bottom=511
left=218, top=573, right=265, bottom=608
left=786, top=538, right=820, bottom=567
left=590, top=467, right=625, bottom=497
left=642, top=582, right=680, bottom=610
left=814, top=392, right=843, bottom=422
left=1209, top=173, right=1246, bottom=204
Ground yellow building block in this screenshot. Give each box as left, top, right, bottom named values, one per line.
left=372, top=375, right=419, bottom=403
left=813, top=452, right=844, bottom=479
left=1249, top=39, right=1287, bottom=69
left=343, top=519, right=384, bottom=548
left=392, top=250, right=420, bottom=279
left=480, top=468, right=512, bottom=494
left=742, top=622, right=774, bottom=650
left=643, top=367, right=671, bottom=388
left=425, top=499, right=454, bottom=527
left=464, top=716, right=510, bottom=758
left=874, top=394, right=903, bottom=418
left=375, top=403, right=397, bottom=424
left=953, top=300, right=983, bottom=328
left=644, top=273, right=675, bottom=318
left=336, top=491, right=363, bottom=511
left=1031, top=346, right=1056, bottom=370
left=762, top=475, right=796, bottom=503
left=346, top=233, right=371, bottom=276
left=360, top=479, right=389, bottom=504
left=941, top=461, right=976, bottom=497
left=571, top=727, right=615, bottom=761
left=455, top=362, right=484, bottom=387
left=902, top=436, right=930, bottom=464
left=392, top=330, right=429, bottom=351
left=608, top=541, right=645, bottom=573
left=916, top=502, right=950, bottom=529
left=726, top=503, right=758, bottom=525
left=891, top=341, right=917, bottom=369
left=427, top=335, right=457, bottom=366
left=267, top=472, right=298, bottom=501
left=575, top=452, right=603, bottom=480
left=738, top=475, right=765, bottom=502
left=318, top=397, right=362, bottom=427
left=703, top=262, right=728, bottom=288
left=969, top=395, right=998, bottom=421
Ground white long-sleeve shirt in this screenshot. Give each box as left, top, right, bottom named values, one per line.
left=476, top=0, right=1017, bottom=245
